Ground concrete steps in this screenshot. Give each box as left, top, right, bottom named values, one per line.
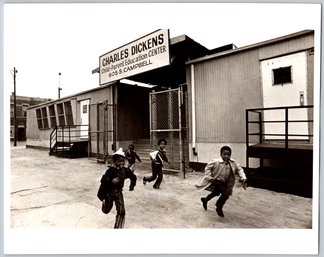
left=132, top=139, right=154, bottom=164
left=49, top=141, right=88, bottom=159
left=131, top=138, right=183, bottom=172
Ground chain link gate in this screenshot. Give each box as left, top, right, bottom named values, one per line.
left=89, top=100, right=115, bottom=164
left=149, top=87, right=187, bottom=177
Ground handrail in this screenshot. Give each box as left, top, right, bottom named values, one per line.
left=49, top=124, right=89, bottom=154
left=246, top=105, right=313, bottom=149
left=50, top=126, right=58, bottom=153
left=247, top=105, right=313, bottom=112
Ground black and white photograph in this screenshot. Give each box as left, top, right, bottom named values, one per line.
left=2, top=2, right=321, bottom=255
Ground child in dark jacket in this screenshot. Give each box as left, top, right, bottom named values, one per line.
left=143, top=138, right=169, bottom=189
left=125, top=144, right=142, bottom=173
left=97, top=148, right=137, bottom=229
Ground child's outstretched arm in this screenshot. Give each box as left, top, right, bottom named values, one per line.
left=234, top=162, right=248, bottom=190
left=135, top=152, right=142, bottom=163
left=241, top=179, right=248, bottom=190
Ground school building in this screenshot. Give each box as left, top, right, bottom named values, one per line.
left=26, top=29, right=315, bottom=196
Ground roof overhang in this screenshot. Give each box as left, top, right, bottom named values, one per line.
left=186, top=29, right=314, bottom=65
left=93, top=33, right=211, bottom=88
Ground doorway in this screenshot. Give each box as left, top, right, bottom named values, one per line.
left=89, top=100, right=116, bottom=163
left=80, top=99, right=90, bottom=139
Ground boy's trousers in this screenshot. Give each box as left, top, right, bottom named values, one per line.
left=106, top=190, right=126, bottom=228
left=205, top=180, right=230, bottom=209
left=146, top=164, right=163, bottom=188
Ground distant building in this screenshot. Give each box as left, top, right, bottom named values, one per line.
left=10, top=93, right=51, bottom=141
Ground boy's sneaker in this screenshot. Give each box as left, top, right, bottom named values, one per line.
left=143, top=177, right=147, bottom=185
left=201, top=197, right=208, bottom=211
left=153, top=185, right=160, bottom=189
left=216, top=207, right=224, bottom=217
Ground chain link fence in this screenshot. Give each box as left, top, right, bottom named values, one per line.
left=150, top=88, right=185, bottom=172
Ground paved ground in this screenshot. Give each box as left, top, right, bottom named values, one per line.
left=9, top=143, right=313, bottom=229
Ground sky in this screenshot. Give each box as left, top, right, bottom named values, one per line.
left=3, top=2, right=321, bottom=100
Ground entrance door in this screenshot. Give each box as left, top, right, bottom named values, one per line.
left=149, top=87, right=188, bottom=176
left=89, top=100, right=116, bottom=163
left=260, top=52, right=309, bottom=140
left=80, top=99, right=90, bottom=138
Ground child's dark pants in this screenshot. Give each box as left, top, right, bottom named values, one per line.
left=145, top=163, right=163, bottom=188
left=205, top=180, right=230, bottom=209
left=106, top=190, right=126, bottom=228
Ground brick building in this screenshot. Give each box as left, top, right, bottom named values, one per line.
left=10, top=93, right=51, bottom=141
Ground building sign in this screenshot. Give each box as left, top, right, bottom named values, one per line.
left=99, top=29, right=170, bottom=85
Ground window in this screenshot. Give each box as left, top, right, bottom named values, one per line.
left=64, top=101, right=74, bottom=126
left=49, top=105, right=57, bottom=128
left=36, top=107, right=49, bottom=129
left=22, top=104, right=29, bottom=117
left=10, top=103, right=14, bottom=117
left=83, top=105, right=87, bottom=113
left=273, top=66, right=292, bottom=85
left=41, top=107, right=49, bottom=129
left=57, top=103, right=65, bottom=126
left=17, top=105, right=23, bottom=117
left=36, top=109, right=42, bottom=129
left=10, top=126, right=14, bottom=139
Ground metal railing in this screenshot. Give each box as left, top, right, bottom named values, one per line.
left=246, top=105, right=313, bottom=149
left=49, top=125, right=89, bottom=154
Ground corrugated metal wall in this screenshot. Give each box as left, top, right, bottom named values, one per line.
left=259, top=34, right=314, bottom=60
left=306, top=49, right=314, bottom=106
left=189, top=49, right=262, bottom=143
left=187, top=32, right=314, bottom=146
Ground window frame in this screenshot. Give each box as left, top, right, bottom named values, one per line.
left=64, top=101, right=74, bottom=126
left=56, top=103, right=65, bottom=127
left=272, top=66, right=293, bottom=86
left=48, top=104, right=57, bottom=128
left=41, top=107, right=49, bottom=129
left=35, top=107, right=49, bottom=130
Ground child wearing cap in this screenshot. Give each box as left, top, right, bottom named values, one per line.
left=97, top=148, right=137, bottom=228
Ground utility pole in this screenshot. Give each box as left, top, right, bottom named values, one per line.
left=58, top=72, right=62, bottom=99
left=13, top=67, right=17, bottom=147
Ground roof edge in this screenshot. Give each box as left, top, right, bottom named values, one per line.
left=26, top=82, right=117, bottom=109
left=186, top=30, right=314, bottom=65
